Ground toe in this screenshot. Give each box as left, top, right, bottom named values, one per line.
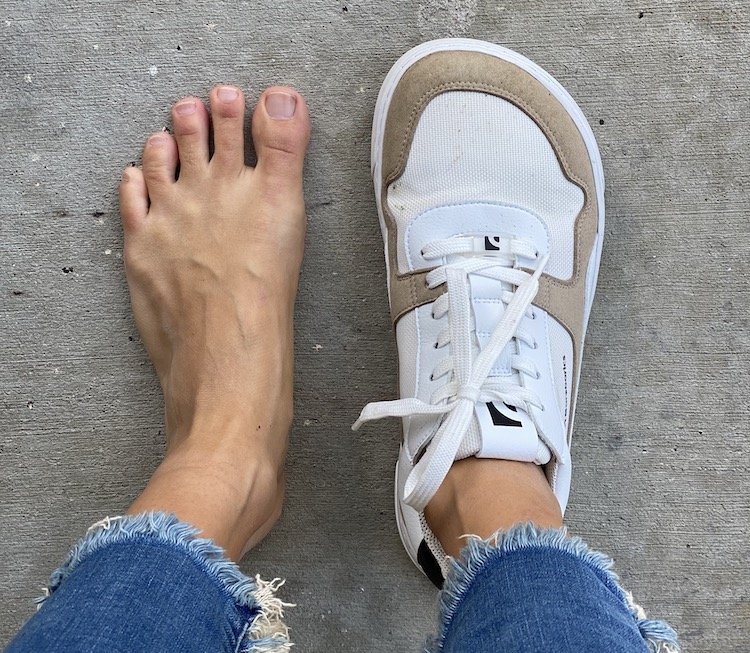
left=209, top=85, right=246, bottom=172
left=142, top=131, right=178, bottom=194
left=119, top=166, right=149, bottom=232
left=172, top=96, right=210, bottom=178
left=252, top=87, right=310, bottom=183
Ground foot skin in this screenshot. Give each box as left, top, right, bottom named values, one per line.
left=120, top=86, right=310, bottom=560
left=424, top=459, right=564, bottom=558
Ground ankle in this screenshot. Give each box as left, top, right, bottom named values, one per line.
left=424, top=459, right=563, bottom=558
left=127, top=442, right=285, bottom=560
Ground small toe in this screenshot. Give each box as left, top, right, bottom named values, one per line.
left=119, top=166, right=149, bottom=232
left=172, top=96, right=210, bottom=178
left=209, top=85, right=246, bottom=172
left=142, top=131, right=178, bottom=194
left=252, top=87, right=310, bottom=183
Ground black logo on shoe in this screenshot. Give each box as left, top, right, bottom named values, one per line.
left=484, top=236, right=502, bottom=251
left=486, top=402, right=523, bottom=428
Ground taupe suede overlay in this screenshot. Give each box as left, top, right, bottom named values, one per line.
left=380, top=50, right=600, bottom=434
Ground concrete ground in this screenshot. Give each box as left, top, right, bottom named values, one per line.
left=1, top=1, right=748, bottom=651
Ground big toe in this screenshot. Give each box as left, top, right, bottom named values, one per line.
left=252, top=87, right=310, bottom=184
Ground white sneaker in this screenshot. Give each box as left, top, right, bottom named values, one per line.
left=354, top=39, right=605, bottom=586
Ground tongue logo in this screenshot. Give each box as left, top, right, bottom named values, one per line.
left=484, top=236, right=502, bottom=251
left=486, top=402, right=523, bottom=428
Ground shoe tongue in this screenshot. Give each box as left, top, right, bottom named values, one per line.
left=474, top=402, right=551, bottom=464
left=466, top=270, right=551, bottom=465
left=468, top=272, right=515, bottom=375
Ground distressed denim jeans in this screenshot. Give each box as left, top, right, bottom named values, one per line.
left=6, top=513, right=679, bottom=652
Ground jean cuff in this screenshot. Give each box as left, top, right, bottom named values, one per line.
left=36, top=512, right=293, bottom=653
left=430, top=523, right=680, bottom=653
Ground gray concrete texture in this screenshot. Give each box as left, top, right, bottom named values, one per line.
left=1, top=0, right=748, bottom=651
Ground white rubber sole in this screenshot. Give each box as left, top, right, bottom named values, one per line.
left=371, top=38, right=606, bottom=573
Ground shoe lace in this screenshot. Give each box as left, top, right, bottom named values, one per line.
left=353, top=235, right=549, bottom=512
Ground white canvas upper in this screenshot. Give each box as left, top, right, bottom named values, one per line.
left=388, top=90, right=585, bottom=281
left=356, top=39, right=605, bottom=583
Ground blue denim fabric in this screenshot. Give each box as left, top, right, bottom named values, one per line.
left=431, top=525, right=680, bottom=653
left=6, top=514, right=291, bottom=653
left=5, top=515, right=679, bottom=653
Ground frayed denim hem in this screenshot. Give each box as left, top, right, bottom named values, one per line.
left=35, top=512, right=293, bottom=653
left=427, top=523, right=680, bottom=653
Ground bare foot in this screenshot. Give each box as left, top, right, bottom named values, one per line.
left=424, top=459, right=564, bottom=558
left=119, top=85, right=310, bottom=560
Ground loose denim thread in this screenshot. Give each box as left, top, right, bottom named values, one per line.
left=426, top=523, right=681, bottom=653
left=36, top=512, right=293, bottom=653
left=240, top=576, right=295, bottom=653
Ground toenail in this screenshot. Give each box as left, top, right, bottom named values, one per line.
left=174, top=101, right=197, bottom=116
left=148, top=133, right=168, bottom=147
left=265, top=92, right=297, bottom=120
left=217, top=86, right=239, bottom=103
